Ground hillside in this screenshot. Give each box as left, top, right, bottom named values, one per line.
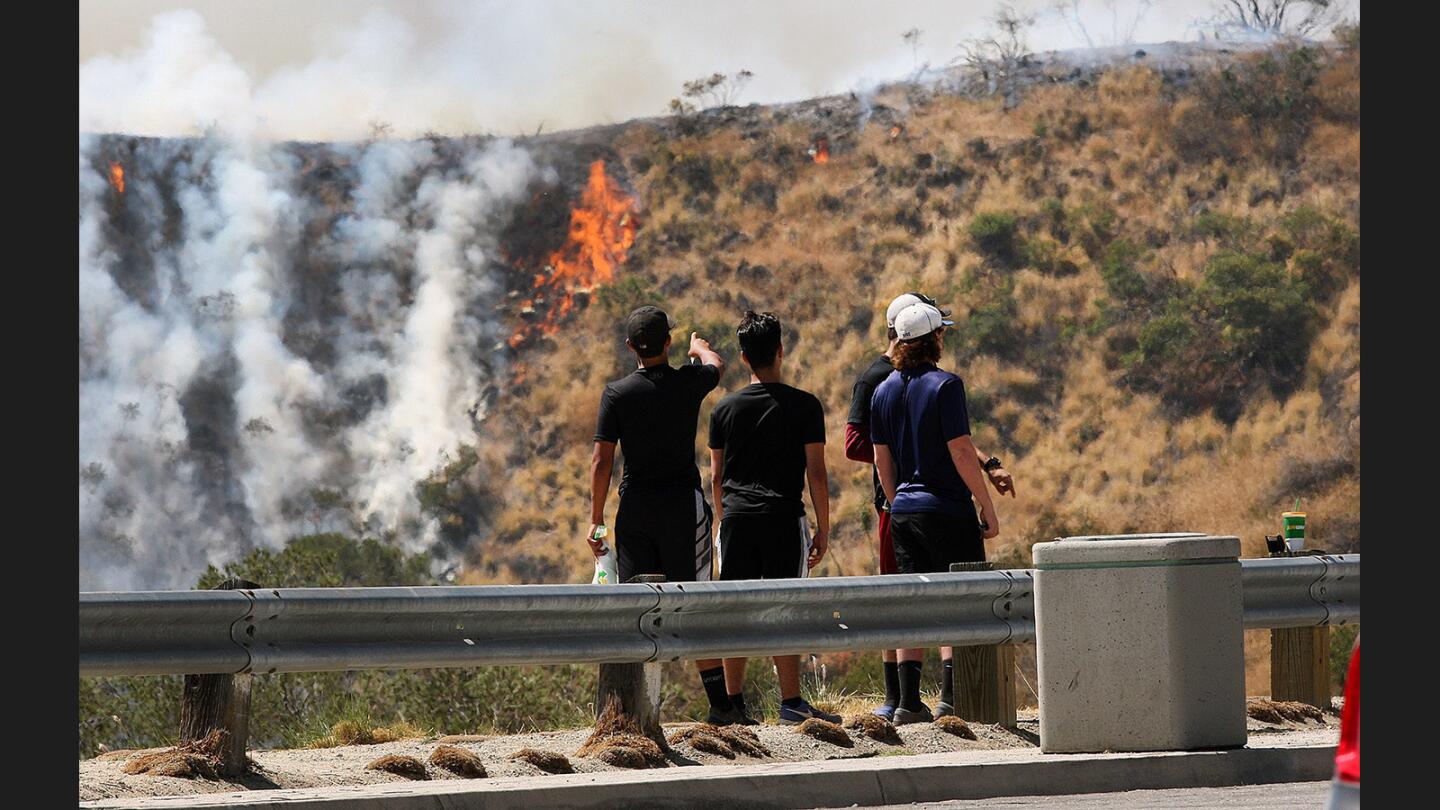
left=468, top=38, right=1360, bottom=586
left=79, top=36, right=1360, bottom=591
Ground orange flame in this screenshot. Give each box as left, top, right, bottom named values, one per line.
left=508, top=160, right=638, bottom=349
left=109, top=162, right=125, bottom=193
left=810, top=137, right=830, bottom=164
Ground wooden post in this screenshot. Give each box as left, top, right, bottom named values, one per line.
left=950, top=562, right=1018, bottom=728
left=1267, top=549, right=1331, bottom=709
left=179, top=577, right=257, bottom=777
left=596, top=574, right=665, bottom=745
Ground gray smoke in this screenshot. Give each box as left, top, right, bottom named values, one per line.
left=82, top=2, right=1347, bottom=142
left=79, top=133, right=545, bottom=590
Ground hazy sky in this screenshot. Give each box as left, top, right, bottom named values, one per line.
left=79, top=0, right=1359, bottom=140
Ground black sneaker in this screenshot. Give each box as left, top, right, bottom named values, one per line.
left=935, top=701, right=956, bottom=718
left=706, top=705, right=759, bottom=726
left=893, top=704, right=934, bottom=725
left=778, top=698, right=842, bottom=725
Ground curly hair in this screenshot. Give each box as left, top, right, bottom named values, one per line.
left=891, top=330, right=943, bottom=370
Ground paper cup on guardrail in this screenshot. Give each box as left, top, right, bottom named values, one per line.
left=1282, top=511, right=1306, bottom=551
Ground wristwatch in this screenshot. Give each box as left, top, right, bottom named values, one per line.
left=982, top=456, right=1004, bottom=473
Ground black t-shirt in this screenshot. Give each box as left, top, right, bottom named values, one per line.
left=594, top=363, right=721, bottom=496
left=847, top=354, right=894, bottom=511
left=708, top=382, right=826, bottom=518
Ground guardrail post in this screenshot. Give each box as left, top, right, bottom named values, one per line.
left=1267, top=550, right=1332, bottom=709
left=178, top=577, right=256, bottom=776
left=949, top=562, right=1017, bottom=727
left=595, top=574, right=665, bottom=745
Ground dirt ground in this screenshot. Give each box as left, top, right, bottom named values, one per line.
left=78, top=703, right=1340, bottom=803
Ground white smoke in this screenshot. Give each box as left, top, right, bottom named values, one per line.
left=83, top=2, right=1362, bottom=144
left=79, top=133, right=543, bottom=590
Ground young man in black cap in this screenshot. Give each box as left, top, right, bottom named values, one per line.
left=708, top=311, right=840, bottom=725
left=870, top=300, right=1016, bottom=724
left=589, top=305, right=741, bottom=723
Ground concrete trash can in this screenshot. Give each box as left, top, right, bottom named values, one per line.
left=1033, top=533, right=1246, bottom=753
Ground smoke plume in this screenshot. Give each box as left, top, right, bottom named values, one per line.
left=79, top=133, right=545, bottom=590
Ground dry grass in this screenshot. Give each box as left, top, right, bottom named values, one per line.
left=666, top=723, right=772, bottom=759
left=574, top=696, right=669, bottom=769
left=933, top=716, right=978, bottom=740
left=1247, top=699, right=1327, bottom=725
left=435, top=734, right=491, bottom=744
left=794, top=718, right=853, bottom=747
left=308, top=720, right=428, bottom=749
left=121, top=730, right=228, bottom=780
left=844, top=714, right=903, bottom=744
left=507, top=748, right=575, bottom=774
left=427, top=745, right=487, bottom=778
left=364, top=754, right=429, bottom=780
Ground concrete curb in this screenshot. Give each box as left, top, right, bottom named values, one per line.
left=82, top=744, right=1335, bottom=810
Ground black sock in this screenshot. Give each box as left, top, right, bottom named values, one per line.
left=729, top=692, right=748, bottom=717
left=940, top=658, right=955, bottom=706
left=781, top=696, right=804, bottom=708
left=700, top=667, right=732, bottom=711
left=898, top=661, right=924, bottom=711
left=882, top=661, right=900, bottom=708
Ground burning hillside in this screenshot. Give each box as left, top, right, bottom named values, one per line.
left=79, top=38, right=1359, bottom=593
left=508, top=160, right=639, bottom=349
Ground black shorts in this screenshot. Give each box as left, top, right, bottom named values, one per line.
left=717, top=513, right=810, bottom=581
left=615, top=486, right=713, bottom=583
left=889, top=510, right=984, bottom=574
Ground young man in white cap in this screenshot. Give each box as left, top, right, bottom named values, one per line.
left=868, top=300, right=1015, bottom=724
left=847, top=293, right=1015, bottom=721
left=589, top=305, right=745, bottom=724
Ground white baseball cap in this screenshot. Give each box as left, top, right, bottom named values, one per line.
left=893, top=303, right=954, bottom=340
left=886, top=291, right=953, bottom=328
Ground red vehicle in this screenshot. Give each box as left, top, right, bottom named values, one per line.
left=1326, top=635, right=1359, bottom=810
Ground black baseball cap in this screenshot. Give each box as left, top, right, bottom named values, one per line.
left=625, top=305, right=676, bottom=355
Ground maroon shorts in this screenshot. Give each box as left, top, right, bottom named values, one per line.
left=878, top=508, right=898, bottom=575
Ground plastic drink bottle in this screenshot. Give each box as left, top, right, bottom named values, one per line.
left=591, top=525, right=618, bottom=584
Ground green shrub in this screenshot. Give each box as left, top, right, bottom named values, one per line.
left=1018, top=236, right=1077, bottom=276
left=1121, top=251, right=1315, bottom=421
left=595, top=274, right=663, bottom=321
left=953, top=294, right=1020, bottom=361
left=1192, top=211, right=1254, bottom=247
left=197, top=533, right=434, bottom=590
left=1067, top=202, right=1119, bottom=259
left=1099, top=239, right=1150, bottom=304
left=1330, top=624, right=1359, bottom=692
left=1196, top=47, right=1322, bottom=165
left=968, top=211, right=1020, bottom=266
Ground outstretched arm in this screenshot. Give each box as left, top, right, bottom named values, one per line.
left=689, top=332, right=725, bottom=374
left=971, top=444, right=1016, bottom=497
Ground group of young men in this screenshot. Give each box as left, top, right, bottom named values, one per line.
left=587, top=293, right=1016, bottom=726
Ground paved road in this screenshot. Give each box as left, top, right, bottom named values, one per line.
left=824, top=780, right=1331, bottom=809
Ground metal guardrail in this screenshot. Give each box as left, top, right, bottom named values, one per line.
left=1240, top=553, right=1359, bottom=629
left=78, top=556, right=1356, bottom=678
